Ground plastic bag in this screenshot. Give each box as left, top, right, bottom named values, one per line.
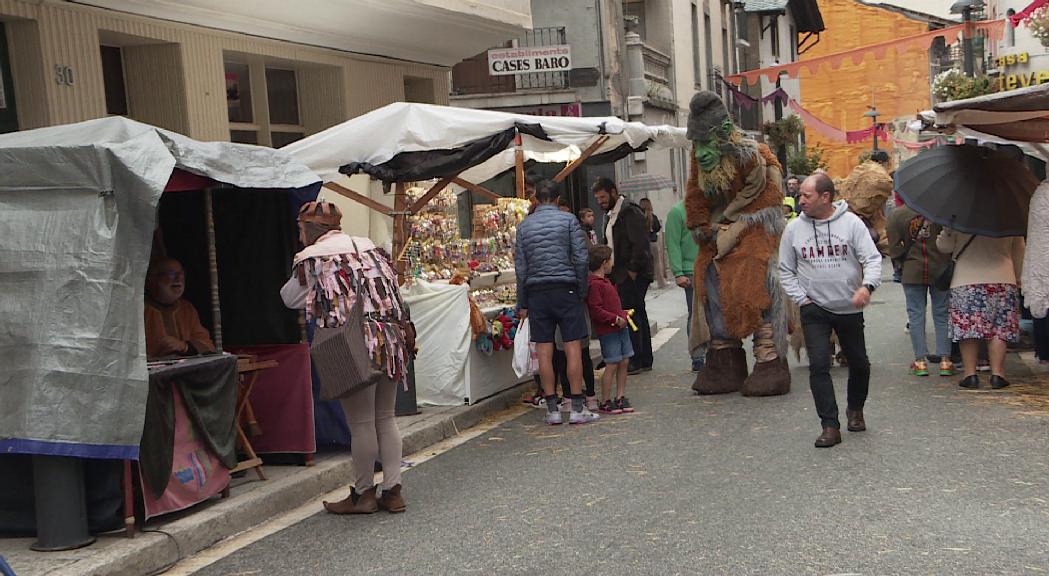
left=512, top=318, right=537, bottom=378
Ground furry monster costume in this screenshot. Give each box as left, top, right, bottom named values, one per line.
left=685, top=91, right=791, bottom=396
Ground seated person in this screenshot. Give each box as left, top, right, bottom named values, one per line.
left=144, top=258, right=216, bottom=359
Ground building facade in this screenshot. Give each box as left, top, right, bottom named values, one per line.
left=0, top=0, right=530, bottom=142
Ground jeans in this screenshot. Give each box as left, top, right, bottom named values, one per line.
left=617, top=276, right=653, bottom=368
left=902, top=283, right=950, bottom=361
left=683, top=282, right=704, bottom=369
left=800, top=304, right=871, bottom=429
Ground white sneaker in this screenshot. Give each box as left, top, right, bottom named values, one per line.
left=569, top=408, right=599, bottom=425
left=544, top=410, right=563, bottom=425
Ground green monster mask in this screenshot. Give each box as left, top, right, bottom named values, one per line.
left=693, top=119, right=735, bottom=171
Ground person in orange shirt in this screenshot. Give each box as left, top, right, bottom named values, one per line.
left=144, top=258, right=216, bottom=359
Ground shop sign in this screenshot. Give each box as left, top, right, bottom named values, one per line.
left=488, top=45, right=572, bottom=76
left=996, top=51, right=1049, bottom=91
left=503, top=103, right=582, bottom=117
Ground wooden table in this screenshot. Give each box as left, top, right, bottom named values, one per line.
left=228, top=356, right=280, bottom=483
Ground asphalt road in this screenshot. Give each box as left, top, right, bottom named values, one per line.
left=196, top=281, right=1049, bottom=576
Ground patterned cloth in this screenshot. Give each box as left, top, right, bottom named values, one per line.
left=949, top=283, right=1020, bottom=342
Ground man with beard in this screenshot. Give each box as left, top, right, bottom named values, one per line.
left=592, top=177, right=654, bottom=374
left=144, top=258, right=216, bottom=359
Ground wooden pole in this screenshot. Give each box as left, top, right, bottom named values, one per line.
left=204, top=188, right=223, bottom=350
left=323, top=182, right=393, bottom=216
left=514, top=132, right=526, bottom=198
left=408, top=176, right=456, bottom=215
left=553, top=135, right=610, bottom=183
left=452, top=177, right=501, bottom=202
left=393, top=182, right=408, bottom=282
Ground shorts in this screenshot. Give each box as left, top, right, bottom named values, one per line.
left=527, top=284, right=588, bottom=344
left=598, top=327, right=634, bottom=364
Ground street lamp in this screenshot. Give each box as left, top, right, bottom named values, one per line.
left=950, top=0, right=985, bottom=77
left=863, top=106, right=880, bottom=152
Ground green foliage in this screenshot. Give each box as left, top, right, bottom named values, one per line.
left=762, top=115, right=804, bottom=151
left=787, top=146, right=828, bottom=177
left=932, top=69, right=996, bottom=102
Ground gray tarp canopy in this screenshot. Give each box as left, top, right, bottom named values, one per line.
left=0, top=116, right=319, bottom=460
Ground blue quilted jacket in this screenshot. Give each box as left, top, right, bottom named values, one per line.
left=515, top=205, right=589, bottom=308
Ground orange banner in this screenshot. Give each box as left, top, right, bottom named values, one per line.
left=727, top=20, right=1005, bottom=86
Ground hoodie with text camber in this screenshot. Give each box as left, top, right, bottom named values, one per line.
left=778, top=200, right=883, bottom=315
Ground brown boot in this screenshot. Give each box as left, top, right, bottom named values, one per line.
left=693, top=347, right=748, bottom=395
left=846, top=409, right=866, bottom=432
left=814, top=427, right=842, bottom=448
left=323, top=486, right=378, bottom=514
left=741, top=358, right=791, bottom=397
left=378, top=484, right=406, bottom=513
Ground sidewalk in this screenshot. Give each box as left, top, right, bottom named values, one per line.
left=1, top=286, right=689, bottom=576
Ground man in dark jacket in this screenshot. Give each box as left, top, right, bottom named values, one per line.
left=516, top=180, right=597, bottom=425
left=887, top=204, right=953, bottom=377
left=592, top=177, right=654, bottom=373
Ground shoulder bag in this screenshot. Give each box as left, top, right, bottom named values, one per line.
left=310, top=266, right=384, bottom=401
left=933, top=235, right=976, bottom=292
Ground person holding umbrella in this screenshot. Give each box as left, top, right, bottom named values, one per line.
left=895, top=144, right=1037, bottom=390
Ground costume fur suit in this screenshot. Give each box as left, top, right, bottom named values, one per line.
left=684, top=91, right=791, bottom=396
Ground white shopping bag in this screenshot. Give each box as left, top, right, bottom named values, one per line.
left=512, top=318, right=537, bottom=378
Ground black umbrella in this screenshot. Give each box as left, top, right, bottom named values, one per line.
left=894, top=144, right=1038, bottom=238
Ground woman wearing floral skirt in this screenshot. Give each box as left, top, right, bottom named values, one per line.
left=937, top=229, right=1026, bottom=389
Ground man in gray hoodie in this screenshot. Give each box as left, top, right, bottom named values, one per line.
left=779, top=173, right=883, bottom=448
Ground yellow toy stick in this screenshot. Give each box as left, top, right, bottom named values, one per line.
left=625, top=309, right=639, bottom=332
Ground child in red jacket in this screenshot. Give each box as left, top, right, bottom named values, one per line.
left=587, top=245, right=635, bottom=414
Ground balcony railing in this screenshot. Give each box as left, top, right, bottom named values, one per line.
left=451, top=26, right=568, bottom=96
left=515, top=27, right=570, bottom=90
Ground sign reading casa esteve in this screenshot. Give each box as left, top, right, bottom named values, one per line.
left=487, top=45, right=572, bottom=76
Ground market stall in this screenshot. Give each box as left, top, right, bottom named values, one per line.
left=0, top=117, right=321, bottom=544
left=284, top=102, right=688, bottom=406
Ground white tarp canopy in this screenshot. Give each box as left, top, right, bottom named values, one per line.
left=283, top=102, right=689, bottom=185
left=0, top=116, right=320, bottom=460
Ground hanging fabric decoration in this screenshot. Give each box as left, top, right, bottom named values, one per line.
left=787, top=100, right=847, bottom=142
left=721, top=83, right=790, bottom=110
left=726, top=20, right=1005, bottom=86
left=845, top=125, right=890, bottom=144
left=1010, top=0, right=1048, bottom=26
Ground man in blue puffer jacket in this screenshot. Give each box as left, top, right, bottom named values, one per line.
left=516, top=179, right=597, bottom=425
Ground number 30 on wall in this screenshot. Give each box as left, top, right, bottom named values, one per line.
left=54, top=65, right=75, bottom=86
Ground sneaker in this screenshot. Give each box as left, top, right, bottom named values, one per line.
left=977, top=361, right=991, bottom=372
left=939, top=359, right=955, bottom=377
left=904, top=322, right=910, bottom=334
left=544, top=410, right=563, bottom=425
left=615, top=396, right=635, bottom=413
left=586, top=395, right=599, bottom=412
left=569, top=408, right=599, bottom=425
left=598, top=400, right=621, bottom=414
left=910, top=360, right=929, bottom=377
left=558, top=397, right=569, bottom=412
left=530, top=395, right=545, bottom=409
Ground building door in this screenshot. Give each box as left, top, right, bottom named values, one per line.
left=0, top=23, right=18, bottom=133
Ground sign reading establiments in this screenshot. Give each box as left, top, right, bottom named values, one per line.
left=488, top=45, right=572, bottom=76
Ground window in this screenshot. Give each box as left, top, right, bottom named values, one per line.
left=704, top=14, right=714, bottom=81
left=404, top=76, right=436, bottom=103
left=225, top=58, right=306, bottom=148
left=100, top=45, right=128, bottom=116
left=266, top=68, right=299, bottom=125
left=225, top=62, right=253, bottom=123
left=770, top=17, right=780, bottom=60
left=692, top=2, right=701, bottom=84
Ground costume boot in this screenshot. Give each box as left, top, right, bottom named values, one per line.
left=323, top=486, right=378, bottom=515
left=741, top=358, right=791, bottom=396
left=378, top=484, right=406, bottom=513
left=692, top=345, right=747, bottom=395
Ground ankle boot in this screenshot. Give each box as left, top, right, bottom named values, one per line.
left=814, top=427, right=842, bottom=448
left=323, top=486, right=378, bottom=515
left=378, top=484, right=406, bottom=513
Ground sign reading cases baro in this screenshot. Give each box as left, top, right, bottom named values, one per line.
left=488, top=45, right=572, bottom=76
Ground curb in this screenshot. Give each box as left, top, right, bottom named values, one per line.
left=65, top=380, right=534, bottom=576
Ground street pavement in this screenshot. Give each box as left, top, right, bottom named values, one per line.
left=194, top=279, right=1049, bottom=576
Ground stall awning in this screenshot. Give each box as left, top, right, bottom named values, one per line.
left=931, top=84, right=1049, bottom=153
left=282, top=102, right=689, bottom=185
